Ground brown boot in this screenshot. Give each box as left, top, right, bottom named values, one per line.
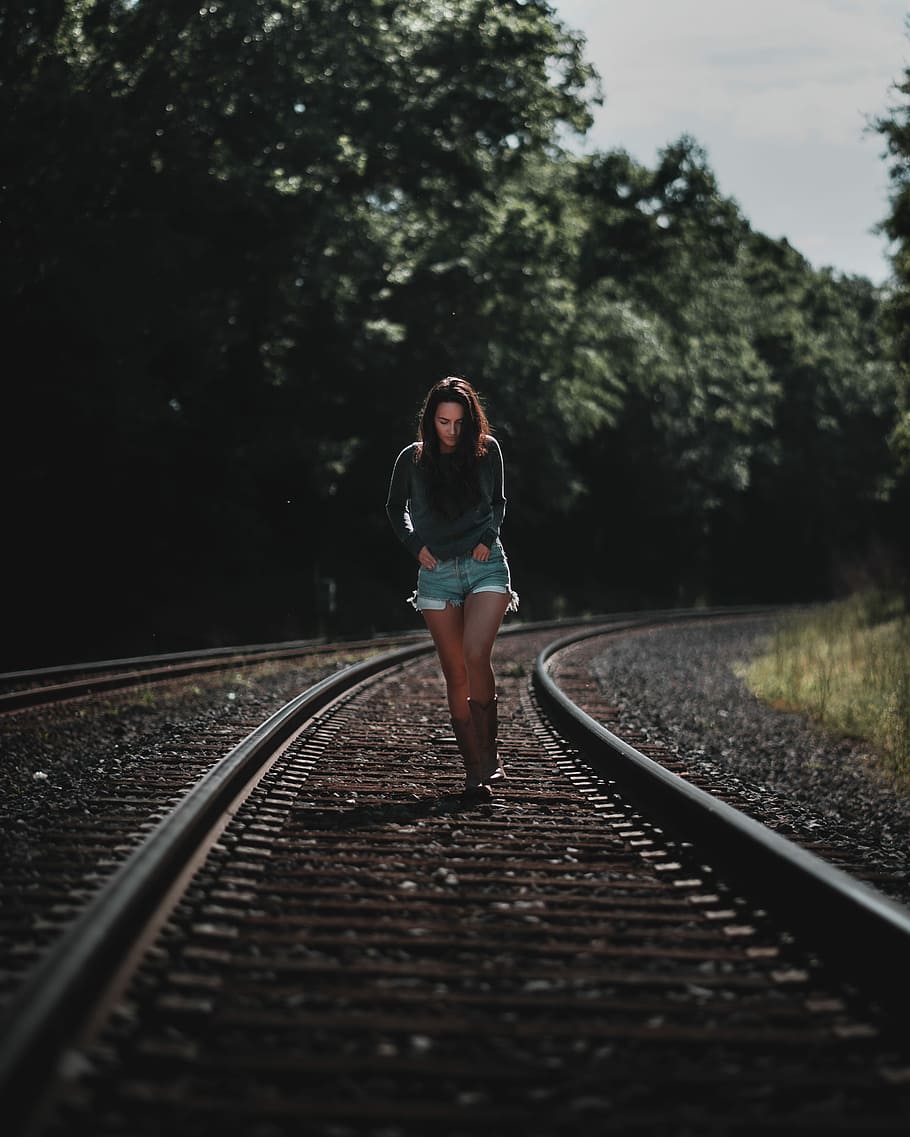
left=451, top=715, right=492, bottom=799
left=469, top=695, right=505, bottom=783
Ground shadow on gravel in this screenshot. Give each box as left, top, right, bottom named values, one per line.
left=291, top=793, right=495, bottom=831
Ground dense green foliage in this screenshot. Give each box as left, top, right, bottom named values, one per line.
left=876, top=22, right=910, bottom=498
left=2, top=1, right=906, bottom=667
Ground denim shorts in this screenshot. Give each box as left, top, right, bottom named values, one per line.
left=409, top=541, right=519, bottom=613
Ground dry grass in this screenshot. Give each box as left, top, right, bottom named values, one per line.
left=739, top=591, right=910, bottom=781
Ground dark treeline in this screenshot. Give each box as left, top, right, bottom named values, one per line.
left=3, top=1, right=909, bottom=669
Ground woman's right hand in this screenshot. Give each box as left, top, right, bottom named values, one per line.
left=418, top=546, right=438, bottom=570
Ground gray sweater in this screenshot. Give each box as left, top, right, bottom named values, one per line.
left=385, top=436, right=508, bottom=560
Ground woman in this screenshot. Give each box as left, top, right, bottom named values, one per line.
left=386, top=377, right=518, bottom=799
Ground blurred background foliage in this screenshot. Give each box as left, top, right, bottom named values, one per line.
left=2, top=0, right=909, bottom=667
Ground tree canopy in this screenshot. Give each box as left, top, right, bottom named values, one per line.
left=2, top=1, right=905, bottom=667
left=876, top=18, right=910, bottom=496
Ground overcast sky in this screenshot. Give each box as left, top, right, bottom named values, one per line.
left=549, top=0, right=910, bottom=283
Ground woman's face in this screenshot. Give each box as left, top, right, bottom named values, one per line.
left=434, top=401, right=465, bottom=453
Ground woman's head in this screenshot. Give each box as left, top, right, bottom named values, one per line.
left=417, top=377, right=490, bottom=460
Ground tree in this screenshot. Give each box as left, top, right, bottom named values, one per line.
left=875, top=20, right=910, bottom=578
left=570, top=140, right=781, bottom=603
left=0, top=0, right=599, bottom=662
left=739, top=233, right=900, bottom=597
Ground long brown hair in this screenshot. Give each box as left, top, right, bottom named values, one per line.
left=415, top=377, right=491, bottom=517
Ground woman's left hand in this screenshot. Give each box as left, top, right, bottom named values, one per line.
left=472, top=543, right=491, bottom=562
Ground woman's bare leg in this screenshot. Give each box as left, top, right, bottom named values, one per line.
left=421, top=594, right=509, bottom=712
left=463, top=591, right=510, bottom=782
left=421, top=603, right=468, bottom=719
left=462, top=591, right=510, bottom=703
left=421, top=603, right=489, bottom=793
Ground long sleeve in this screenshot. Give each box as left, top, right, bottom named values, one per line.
left=479, top=437, right=507, bottom=550
left=386, top=437, right=508, bottom=561
left=385, top=445, right=425, bottom=558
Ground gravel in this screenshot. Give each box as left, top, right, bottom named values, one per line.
left=589, top=614, right=910, bottom=906
left=0, top=655, right=361, bottom=863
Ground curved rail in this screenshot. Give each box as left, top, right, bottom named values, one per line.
left=533, top=626, right=910, bottom=1020
left=0, top=632, right=430, bottom=713
left=0, top=637, right=435, bottom=1132
left=4, top=610, right=908, bottom=1133
left=0, top=606, right=774, bottom=714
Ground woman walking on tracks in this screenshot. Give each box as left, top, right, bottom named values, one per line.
left=386, top=377, right=519, bottom=799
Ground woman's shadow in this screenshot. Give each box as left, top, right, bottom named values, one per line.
left=291, top=790, right=494, bottom=832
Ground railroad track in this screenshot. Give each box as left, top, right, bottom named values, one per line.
left=2, top=614, right=910, bottom=1135
left=0, top=609, right=721, bottom=713
left=0, top=633, right=428, bottom=713
left=542, top=622, right=910, bottom=902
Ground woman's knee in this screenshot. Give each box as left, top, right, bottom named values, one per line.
left=438, top=656, right=468, bottom=689
left=463, top=639, right=494, bottom=675
left=430, top=634, right=467, bottom=687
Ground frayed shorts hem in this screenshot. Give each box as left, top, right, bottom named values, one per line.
left=405, top=542, right=518, bottom=615
left=408, top=587, right=520, bottom=613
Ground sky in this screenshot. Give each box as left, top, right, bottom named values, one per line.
left=548, top=0, right=910, bottom=284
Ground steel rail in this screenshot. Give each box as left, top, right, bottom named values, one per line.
left=0, top=630, right=436, bottom=686
left=533, top=626, right=910, bottom=1022
left=0, top=606, right=774, bottom=714
left=0, top=618, right=616, bottom=713
left=0, top=638, right=435, bottom=1134
left=0, top=607, right=804, bottom=1131
left=0, top=634, right=432, bottom=713
left=0, top=637, right=328, bottom=683
left=0, top=623, right=580, bottom=694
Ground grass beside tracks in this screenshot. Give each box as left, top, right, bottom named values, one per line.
left=740, top=591, right=910, bottom=783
